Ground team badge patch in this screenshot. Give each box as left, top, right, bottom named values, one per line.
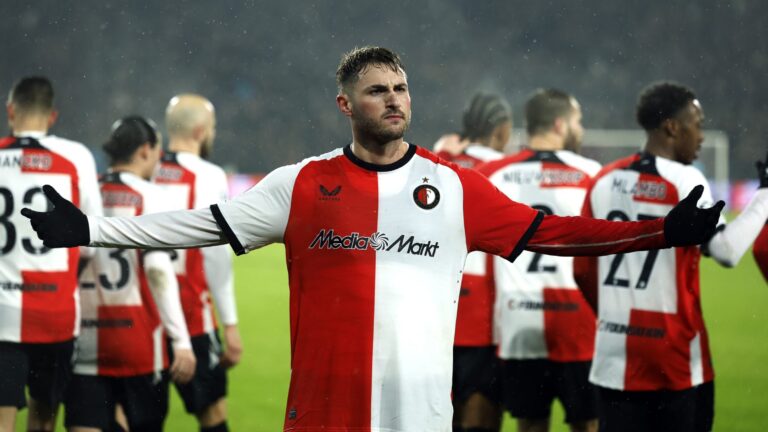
left=413, top=184, right=440, bottom=209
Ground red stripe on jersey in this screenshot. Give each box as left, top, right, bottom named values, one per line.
left=542, top=288, right=595, bottom=361
left=475, top=149, right=536, bottom=176
left=20, top=249, right=78, bottom=342
left=96, top=272, right=167, bottom=376
left=539, top=161, right=592, bottom=189
left=624, top=308, right=694, bottom=390
left=634, top=173, right=679, bottom=205
left=0, top=136, right=15, bottom=148
left=155, top=157, right=215, bottom=336
left=453, top=254, right=495, bottom=346
left=282, top=155, right=377, bottom=429
left=19, top=145, right=81, bottom=342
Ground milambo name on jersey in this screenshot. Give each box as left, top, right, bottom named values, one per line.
left=308, top=229, right=440, bottom=258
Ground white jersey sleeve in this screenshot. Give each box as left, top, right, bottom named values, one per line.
left=88, top=207, right=226, bottom=249
left=212, top=161, right=306, bottom=255
left=705, top=188, right=768, bottom=267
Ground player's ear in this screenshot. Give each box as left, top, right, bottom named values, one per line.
left=6, top=103, right=14, bottom=122
left=552, top=117, right=566, bottom=136
left=337, top=93, right=353, bottom=118
left=662, top=118, right=679, bottom=138
left=47, top=109, right=59, bottom=128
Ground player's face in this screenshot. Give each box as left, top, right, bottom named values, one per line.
left=672, top=100, right=704, bottom=165
left=563, top=100, right=584, bottom=153
left=345, top=65, right=411, bottom=144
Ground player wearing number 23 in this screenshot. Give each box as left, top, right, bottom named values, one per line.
left=574, top=82, right=768, bottom=432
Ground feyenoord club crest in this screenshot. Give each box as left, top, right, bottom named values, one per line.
left=413, top=184, right=440, bottom=210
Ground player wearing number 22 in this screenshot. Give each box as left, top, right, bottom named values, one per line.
left=574, top=82, right=768, bottom=432
left=0, top=77, right=102, bottom=431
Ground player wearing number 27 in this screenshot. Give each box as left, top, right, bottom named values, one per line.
left=574, top=82, right=768, bottom=432
left=0, top=77, right=102, bottom=432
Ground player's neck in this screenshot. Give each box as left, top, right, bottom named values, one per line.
left=109, top=164, right=149, bottom=181
left=11, top=117, right=49, bottom=135
left=643, top=135, right=675, bottom=160
left=168, top=138, right=200, bottom=156
left=350, top=138, right=408, bottom=165
left=527, top=134, right=563, bottom=151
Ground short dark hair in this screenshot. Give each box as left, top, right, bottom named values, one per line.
left=460, top=93, right=511, bottom=141
left=636, top=82, right=697, bottom=131
left=525, top=88, right=575, bottom=136
left=103, top=116, right=159, bottom=165
left=336, top=46, right=406, bottom=90
left=8, top=76, right=54, bottom=114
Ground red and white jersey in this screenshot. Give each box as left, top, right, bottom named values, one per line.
left=438, top=144, right=503, bottom=346
left=0, top=133, right=101, bottom=343
left=582, top=152, right=722, bottom=391
left=87, top=143, right=672, bottom=432
left=154, top=151, right=231, bottom=336
left=76, top=172, right=173, bottom=376
left=479, top=149, right=600, bottom=361
left=754, top=225, right=768, bottom=282
left=213, top=144, right=539, bottom=431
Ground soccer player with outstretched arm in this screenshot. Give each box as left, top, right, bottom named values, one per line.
left=22, top=48, right=723, bottom=432
left=574, top=82, right=768, bottom=432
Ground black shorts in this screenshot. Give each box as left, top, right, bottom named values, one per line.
left=597, top=381, right=714, bottom=432
left=501, top=359, right=597, bottom=423
left=64, top=372, right=170, bottom=430
left=0, top=339, right=74, bottom=409
left=452, top=346, right=501, bottom=404
left=172, top=331, right=227, bottom=414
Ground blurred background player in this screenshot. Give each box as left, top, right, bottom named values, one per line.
left=575, top=82, right=768, bottom=432
left=0, top=76, right=102, bottom=432
left=65, top=116, right=196, bottom=432
left=478, top=89, right=599, bottom=432
left=437, top=93, right=512, bottom=432
left=154, top=94, right=241, bottom=432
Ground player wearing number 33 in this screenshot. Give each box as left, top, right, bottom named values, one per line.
left=0, top=77, right=103, bottom=432
left=574, top=82, right=768, bottom=432
left=21, top=48, right=727, bottom=432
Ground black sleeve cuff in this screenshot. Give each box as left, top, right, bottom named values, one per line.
left=210, top=204, right=246, bottom=256
left=505, top=210, right=544, bottom=262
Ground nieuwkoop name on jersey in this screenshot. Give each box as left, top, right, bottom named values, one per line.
left=308, top=229, right=440, bottom=258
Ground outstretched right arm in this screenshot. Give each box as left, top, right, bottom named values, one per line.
left=21, top=184, right=226, bottom=249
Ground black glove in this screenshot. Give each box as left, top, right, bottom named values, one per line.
left=664, top=185, right=725, bottom=247
left=756, top=151, right=768, bottom=188
left=20, top=184, right=90, bottom=248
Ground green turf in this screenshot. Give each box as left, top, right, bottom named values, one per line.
left=16, top=243, right=768, bottom=431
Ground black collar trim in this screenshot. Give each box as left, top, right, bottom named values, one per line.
left=343, top=143, right=417, bottom=172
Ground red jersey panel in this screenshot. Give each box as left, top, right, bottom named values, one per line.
left=0, top=134, right=101, bottom=343
left=584, top=152, right=716, bottom=391
left=479, top=149, right=601, bottom=362
left=76, top=172, right=169, bottom=377
left=213, top=144, right=538, bottom=431
left=439, top=144, right=503, bottom=346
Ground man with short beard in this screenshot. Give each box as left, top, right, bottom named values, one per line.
left=481, top=89, right=599, bottom=432
left=23, top=48, right=725, bottom=432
